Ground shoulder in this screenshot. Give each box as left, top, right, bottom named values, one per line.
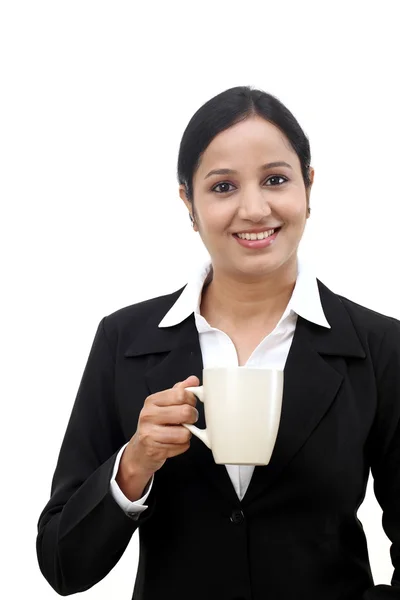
left=99, top=285, right=186, bottom=349
left=337, top=292, right=400, bottom=330
left=104, top=285, right=186, bottom=328
left=326, top=284, right=400, bottom=356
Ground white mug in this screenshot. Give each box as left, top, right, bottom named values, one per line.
left=183, top=367, right=284, bottom=465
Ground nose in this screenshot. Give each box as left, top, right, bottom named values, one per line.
left=237, top=189, right=272, bottom=222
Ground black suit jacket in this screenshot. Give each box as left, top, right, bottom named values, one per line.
left=36, top=279, right=400, bottom=600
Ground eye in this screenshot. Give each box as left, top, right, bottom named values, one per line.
left=266, top=175, right=288, bottom=186
left=211, top=182, right=235, bottom=194
left=211, top=175, right=288, bottom=194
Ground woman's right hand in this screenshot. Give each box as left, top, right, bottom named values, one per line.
left=116, top=375, right=200, bottom=501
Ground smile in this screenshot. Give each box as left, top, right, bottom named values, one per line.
left=235, top=228, right=279, bottom=241
left=233, top=227, right=282, bottom=249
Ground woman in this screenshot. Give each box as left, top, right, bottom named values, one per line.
left=36, top=86, right=400, bottom=600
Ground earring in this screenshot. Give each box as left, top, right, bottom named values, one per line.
left=189, top=214, right=195, bottom=226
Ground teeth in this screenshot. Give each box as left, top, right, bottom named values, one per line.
left=237, top=229, right=276, bottom=240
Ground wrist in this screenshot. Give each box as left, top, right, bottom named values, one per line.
left=116, top=447, right=154, bottom=501
left=120, top=445, right=154, bottom=480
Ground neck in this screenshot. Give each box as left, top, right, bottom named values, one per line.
left=200, top=257, right=298, bottom=329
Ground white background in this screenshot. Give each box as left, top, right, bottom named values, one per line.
left=1, top=1, right=400, bottom=598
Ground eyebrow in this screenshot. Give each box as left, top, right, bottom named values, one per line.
left=204, top=161, right=293, bottom=179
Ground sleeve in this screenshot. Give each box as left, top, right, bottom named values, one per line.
left=363, top=320, right=400, bottom=599
left=36, top=317, right=156, bottom=596
left=110, top=442, right=155, bottom=518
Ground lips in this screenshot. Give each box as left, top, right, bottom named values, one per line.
left=233, top=226, right=282, bottom=239
left=233, top=227, right=281, bottom=249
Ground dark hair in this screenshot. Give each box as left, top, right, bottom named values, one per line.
left=177, top=86, right=311, bottom=205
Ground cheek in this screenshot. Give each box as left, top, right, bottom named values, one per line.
left=276, top=195, right=307, bottom=221
left=198, top=203, right=232, bottom=231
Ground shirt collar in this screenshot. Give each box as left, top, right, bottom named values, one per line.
left=158, top=255, right=331, bottom=329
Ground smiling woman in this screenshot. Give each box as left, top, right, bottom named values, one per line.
left=36, top=86, right=400, bottom=600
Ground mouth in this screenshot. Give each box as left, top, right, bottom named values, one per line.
left=233, top=226, right=282, bottom=241
left=232, top=226, right=282, bottom=249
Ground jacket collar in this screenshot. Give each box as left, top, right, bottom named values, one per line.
left=124, top=278, right=365, bottom=361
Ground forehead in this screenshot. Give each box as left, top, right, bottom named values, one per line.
left=197, top=116, right=298, bottom=173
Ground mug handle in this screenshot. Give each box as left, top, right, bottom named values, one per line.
left=182, top=385, right=211, bottom=449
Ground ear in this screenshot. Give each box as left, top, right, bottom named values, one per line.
left=179, top=185, right=191, bottom=212
left=306, top=167, right=314, bottom=218
left=308, top=167, right=315, bottom=186
left=179, top=185, right=198, bottom=231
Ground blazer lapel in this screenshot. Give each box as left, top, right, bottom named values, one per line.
left=242, top=281, right=366, bottom=506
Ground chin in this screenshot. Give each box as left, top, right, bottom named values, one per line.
left=234, top=259, right=278, bottom=275
left=235, top=252, right=293, bottom=274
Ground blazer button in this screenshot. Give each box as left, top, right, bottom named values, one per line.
left=230, top=509, right=244, bottom=524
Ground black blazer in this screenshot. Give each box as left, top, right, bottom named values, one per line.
left=36, top=279, right=400, bottom=600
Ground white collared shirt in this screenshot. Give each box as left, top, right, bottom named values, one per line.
left=110, top=255, right=331, bottom=517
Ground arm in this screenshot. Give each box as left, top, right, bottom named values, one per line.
left=363, top=320, right=400, bottom=599
left=36, top=317, right=156, bottom=596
